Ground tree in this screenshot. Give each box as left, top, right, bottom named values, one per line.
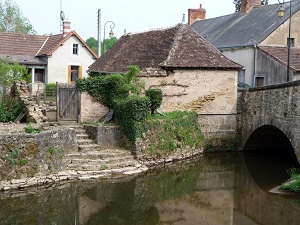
left=0, top=0, right=36, bottom=34
left=0, top=56, right=28, bottom=93
left=234, top=0, right=268, bottom=12
left=86, top=37, right=98, bottom=55
left=85, top=37, right=118, bottom=55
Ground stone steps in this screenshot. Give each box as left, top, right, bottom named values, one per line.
left=62, top=124, right=142, bottom=172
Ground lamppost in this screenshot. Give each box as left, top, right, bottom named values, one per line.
left=102, top=21, right=115, bottom=55
left=277, top=0, right=292, bottom=82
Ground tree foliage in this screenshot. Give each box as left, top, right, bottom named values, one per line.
left=85, top=37, right=118, bottom=55
left=234, top=0, right=268, bottom=12
left=0, top=0, right=36, bottom=34
left=0, top=57, right=28, bottom=89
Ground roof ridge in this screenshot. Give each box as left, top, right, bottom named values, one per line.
left=160, top=23, right=183, bottom=66
left=124, top=24, right=179, bottom=36
left=36, top=36, right=49, bottom=56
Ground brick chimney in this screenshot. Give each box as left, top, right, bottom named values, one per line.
left=188, top=4, right=206, bottom=25
left=63, top=21, right=71, bottom=36
left=240, top=0, right=261, bottom=13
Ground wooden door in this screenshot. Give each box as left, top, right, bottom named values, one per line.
left=57, top=83, right=80, bottom=122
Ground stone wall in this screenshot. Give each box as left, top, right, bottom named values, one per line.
left=0, top=128, right=77, bottom=179
left=80, top=92, right=109, bottom=123
left=85, top=125, right=123, bottom=147
left=237, top=81, right=300, bottom=160
left=141, top=69, right=238, bottom=145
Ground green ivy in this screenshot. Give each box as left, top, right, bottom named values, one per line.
left=77, top=66, right=143, bottom=108
left=114, top=95, right=150, bottom=142
left=145, top=89, right=163, bottom=115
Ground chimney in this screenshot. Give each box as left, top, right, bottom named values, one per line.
left=63, top=21, right=71, bottom=36
left=188, top=4, right=206, bottom=25
left=240, top=0, right=261, bottom=13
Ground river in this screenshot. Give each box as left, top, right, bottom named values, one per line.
left=0, top=151, right=299, bottom=225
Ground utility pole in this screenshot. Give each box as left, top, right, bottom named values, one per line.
left=97, top=9, right=102, bottom=57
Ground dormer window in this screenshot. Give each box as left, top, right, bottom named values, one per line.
left=73, top=43, right=78, bottom=55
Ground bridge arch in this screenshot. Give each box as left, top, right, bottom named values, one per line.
left=243, top=124, right=294, bottom=152
left=237, top=82, right=300, bottom=162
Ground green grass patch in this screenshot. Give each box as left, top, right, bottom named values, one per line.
left=279, top=167, right=300, bottom=193
left=141, top=111, right=204, bottom=157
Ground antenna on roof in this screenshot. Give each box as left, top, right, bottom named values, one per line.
left=60, top=0, right=65, bottom=33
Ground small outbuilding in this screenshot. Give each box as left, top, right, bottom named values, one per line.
left=89, top=24, right=242, bottom=139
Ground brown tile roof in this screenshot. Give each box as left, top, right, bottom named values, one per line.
left=89, top=24, right=242, bottom=73
left=0, top=31, right=98, bottom=62
left=258, top=46, right=300, bottom=72
left=0, top=32, right=47, bottom=56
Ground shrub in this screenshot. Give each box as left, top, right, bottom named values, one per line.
left=145, top=89, right=163, bottom=114
left=114, top=95, right=150, bottom=142
left=0, top=97, right=24, bottom=122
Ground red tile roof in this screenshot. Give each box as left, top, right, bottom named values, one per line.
left=258, top=46, right=300, bottom=72
left=0, top=31, right=98, bottom=62
left=89, top=24, right=242, bottom=73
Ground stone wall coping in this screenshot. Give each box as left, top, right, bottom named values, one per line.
left=238, top=80, right=300, bottom=93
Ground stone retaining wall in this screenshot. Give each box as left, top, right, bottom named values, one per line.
left=0, top=128, right=77, bottom=180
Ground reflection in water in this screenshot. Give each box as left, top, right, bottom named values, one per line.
left=0, top=152, right=300, bottom=225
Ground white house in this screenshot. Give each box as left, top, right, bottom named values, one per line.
left=0, top=21, right=97, bottom=86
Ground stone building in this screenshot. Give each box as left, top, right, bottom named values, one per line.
left=190, top=0, right=300, bottom=86
left=89, top=24, right=241, bottom=140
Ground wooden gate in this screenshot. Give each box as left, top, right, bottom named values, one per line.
left=57, top=83, right=80, bottom=122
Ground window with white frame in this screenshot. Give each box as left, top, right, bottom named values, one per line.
left=73, top=43, right=79, bottom=55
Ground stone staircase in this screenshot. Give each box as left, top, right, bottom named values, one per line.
left=64, top=125, right=144, bottom=172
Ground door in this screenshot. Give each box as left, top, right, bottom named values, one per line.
left=57, top=83, right=80, bottom=122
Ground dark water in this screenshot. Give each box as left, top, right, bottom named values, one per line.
left=0, top=152, right=300, bottom=225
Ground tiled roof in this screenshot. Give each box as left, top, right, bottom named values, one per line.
left=0, top=32, right=47, bottom=56
left=0, top=54, right=47, bottom=65
left=191, top=0, right=300, bottom=49
left=89, top=24, right=241, bottom=73
left=0, top=31, right=98, bottom=63
left=258, top=46, right=300, bottom=72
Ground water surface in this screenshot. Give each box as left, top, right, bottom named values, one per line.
left=0, top=152, right=300, bottom=225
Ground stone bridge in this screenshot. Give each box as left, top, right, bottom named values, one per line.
left=237, top=80, right=300, bottom=162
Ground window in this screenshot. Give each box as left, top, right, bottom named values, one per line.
left=287, top=38, right=295, bottom=47
left=68, top=65, right=82, bottom=84
left=255, top=77, right=264, bottom=87
left=73, top=43, right=79, bottom=55
left=238, top=69, right=245, bottom=83
left=34, top=69, right=45, bottom=83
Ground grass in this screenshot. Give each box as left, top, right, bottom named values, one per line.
left=279, top=167, right=300, bottom=193
left=141, top=111, right=204, bottom=157
left=24, top=123, right=41, bottom=134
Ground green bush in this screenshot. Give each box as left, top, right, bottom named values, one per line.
left=145, top=89, right=163, bottom=115
left=114, top=95, right=150, bottom=142
left=76, top=66, right=143, bottom=108
left=0, top=97, right=24, bottom=122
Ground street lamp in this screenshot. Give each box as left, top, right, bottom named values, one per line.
left=102, top=21, right=115, bottom=55
left=277, top=0, right=292, bottom=82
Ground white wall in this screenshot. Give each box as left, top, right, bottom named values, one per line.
left=47, top=36, right=96, bottom=84
left=222, top=48, right=255, bottom=87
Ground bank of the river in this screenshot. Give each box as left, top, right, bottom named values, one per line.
left=0, top=122, right=206, bottom=192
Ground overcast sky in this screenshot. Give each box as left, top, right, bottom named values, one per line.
left=13, top=0, right=279, bottom=40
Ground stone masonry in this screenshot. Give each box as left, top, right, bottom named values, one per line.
left=237, top=80, right=300, bottom=161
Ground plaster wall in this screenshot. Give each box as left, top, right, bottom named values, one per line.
left=47, top=36, right=96, bottom=84
left=80, top=92, right=108, bottom=122
left=222, top=48, right=254, bottom=87
left=260, top=10, right=300, bottom=47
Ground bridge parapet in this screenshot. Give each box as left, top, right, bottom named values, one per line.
left=237, top=81, right=300, bottom=161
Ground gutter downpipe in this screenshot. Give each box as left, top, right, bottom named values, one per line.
left=253, top=45, right=257, bottom=87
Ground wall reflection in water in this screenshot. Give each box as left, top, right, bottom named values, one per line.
left=0, top=153, right=300, bottom=225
